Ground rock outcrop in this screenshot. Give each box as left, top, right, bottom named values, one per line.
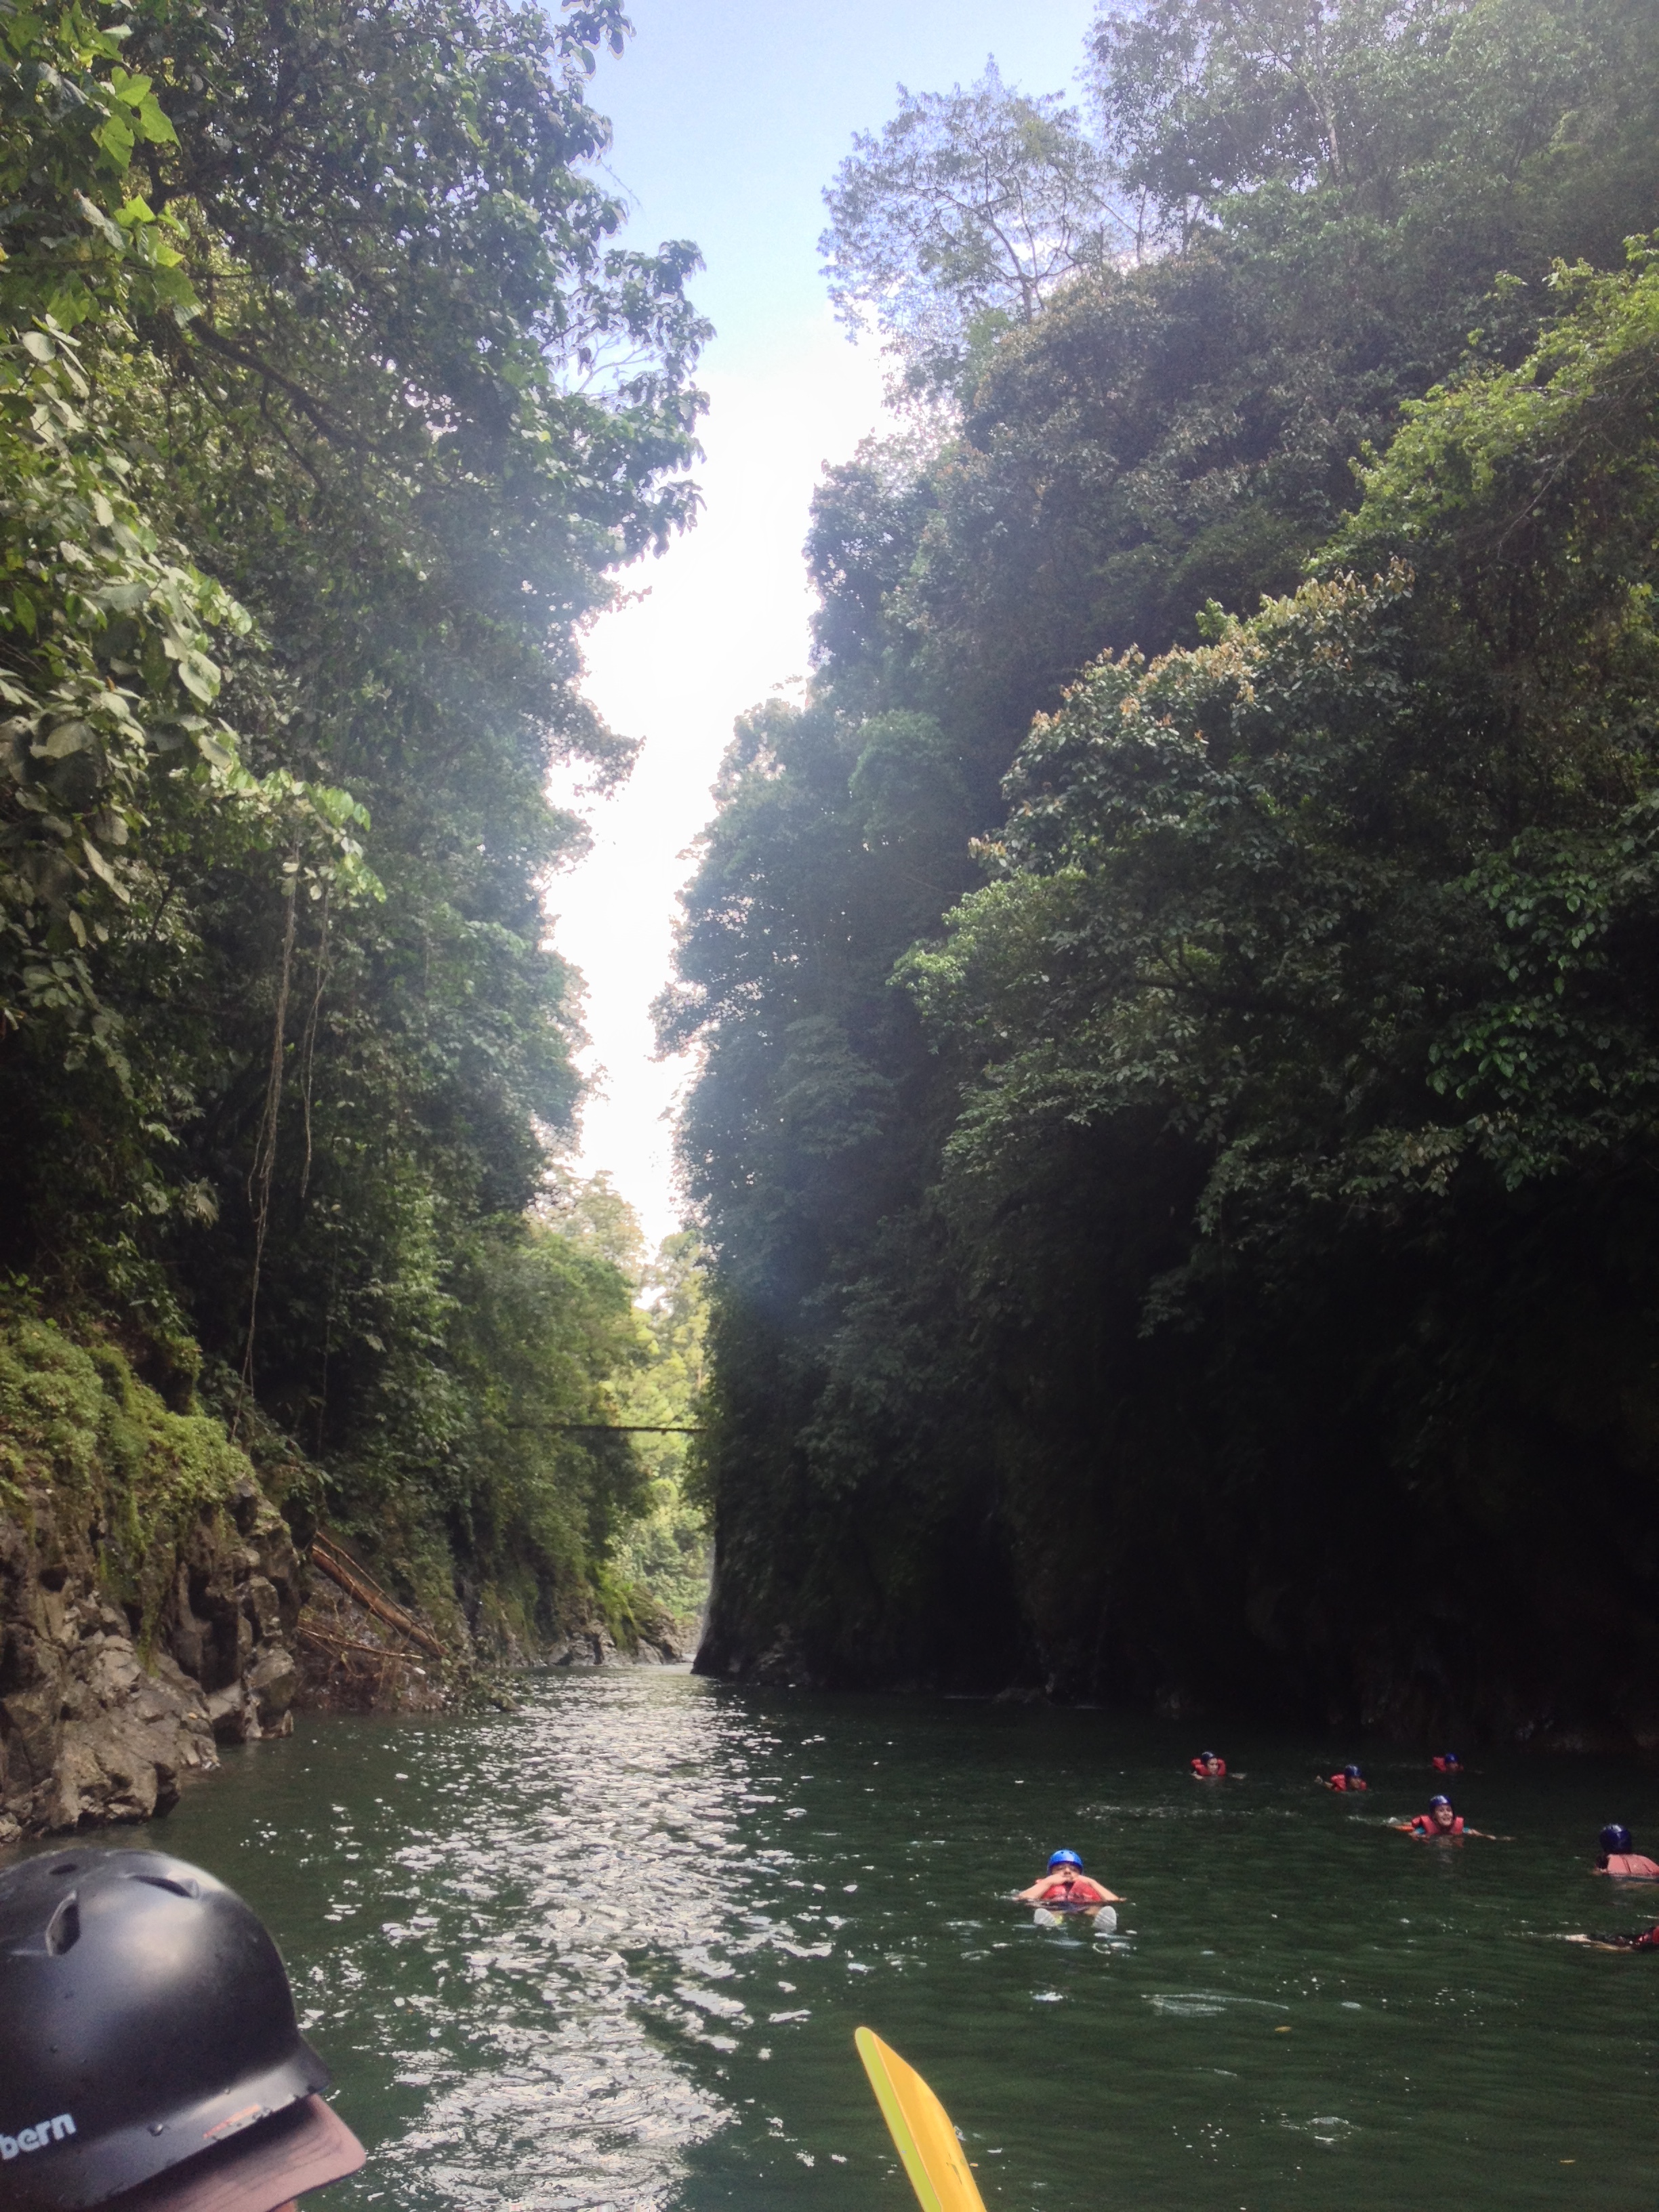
left=171, top=1477, right=304, bottom=1750
left=0, top=1317, right=304, bottom=1843
left=2, top=1311, right=698, bottom=1843
left=544, top=1620, right=684, bottom=1668
left=0, top=1476, right=305, bottom=1843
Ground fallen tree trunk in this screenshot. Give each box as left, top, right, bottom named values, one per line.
left=308, top=1533, right=447, bottom=1661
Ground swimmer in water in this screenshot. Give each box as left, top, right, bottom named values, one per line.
left=1595, top=1824, right=1659, bottom=1878
left=1017, top=1849, right=1121, bottom=1909
left=1322, top=1764, right=1368, bottom=1791
left=1432, top=1751, right=1464, bottom=1774
left=1191, top=1750, right=1227, bottom=1778
left=1564, top=1924, right=1659, bottom=1950
left=1391, top=1795, right=1496, bottom=1839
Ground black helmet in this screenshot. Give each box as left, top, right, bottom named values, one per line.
left=0, top=1847, right=352, bottom=2211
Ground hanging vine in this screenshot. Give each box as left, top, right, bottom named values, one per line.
left=299, top=882, right=331, bottom=1202
left=236, top=858, right=300, bottom=1426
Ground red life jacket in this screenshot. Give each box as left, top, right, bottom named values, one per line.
left=1604, top=1853, right=1659, bottom=1879
left=1432, top=1757, right=1460, bottom=1773
left=1328, top=1774, right=1366, bottom=1790
left=1410, top=1811, right=1464, bottom=1836
left=1043, top=1872, right=1111, bottom=1906
left=1191, top=1757, right=1227, bottom=1777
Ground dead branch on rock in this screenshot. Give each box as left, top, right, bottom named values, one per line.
left=308, top=1532, right=447, bottom=1660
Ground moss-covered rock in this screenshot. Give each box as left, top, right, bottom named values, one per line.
left=0, top=1313, right=304, bottom=1839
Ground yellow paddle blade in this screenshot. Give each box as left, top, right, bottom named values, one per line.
left=855, top=2026, right=989, bottom=2212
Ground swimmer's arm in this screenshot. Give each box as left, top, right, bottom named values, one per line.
left=1015, top=1879, right=1052, bottom=1902
left=1389, top=1819, right=1421, bottom=1832
left=1089, top=1887, right=1124, bottom=1904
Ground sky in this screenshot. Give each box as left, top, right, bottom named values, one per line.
left=555, top=0, right=1099, bottom=1249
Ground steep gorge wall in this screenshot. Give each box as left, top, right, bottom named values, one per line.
left=693, top=1395, right=1659, bottom=1753
left=1, top=1311, right=693, bottom=1842
left=0, top=1316, right=303, bottom=1841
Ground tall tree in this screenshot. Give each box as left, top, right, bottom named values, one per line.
left=821, top=62, right=1118, bottom=391
left=1, top=0, right=710, bottom=1635
left=897, top=253, right=1659, bottom=1717
left=673, top=0, right=1659, bottom=1721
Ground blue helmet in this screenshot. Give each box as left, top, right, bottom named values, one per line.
left=1429, top=1795, right=1452, bottom=1810
left=1200, top=1750, right=1218, bottom=1762
left=1048, top=1849, right=1084, bottom=1872
left=1441, top=1750, right=1462, bottom=1765
left=1343, top=1764, right=1364, bottom=1780
left=1602, top=1824, right=1633, bottom=1856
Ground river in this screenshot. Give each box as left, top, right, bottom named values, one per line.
left=68, top=1671, right=1659, bottom=2209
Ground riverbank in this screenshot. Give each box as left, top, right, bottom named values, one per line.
left=0, top=1311, right=689, bottom=1838
left=0, top=1313, right=306, bottom=1839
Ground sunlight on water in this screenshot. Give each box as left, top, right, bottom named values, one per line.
left=87, top=1673, right=1659, bottom=2211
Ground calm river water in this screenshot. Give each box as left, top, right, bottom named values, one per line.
left=72, top=1672, right=1659, bottom=2209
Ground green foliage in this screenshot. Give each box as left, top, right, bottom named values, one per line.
left=821, top=64, right=1116, bottom=391
left=0, top=0, right=710, bottom=1648
left=890, top=251, right=1659, bottom=1713
left=610, top=1231, right=712, bottom=1637
left=0, top=0, right=192, bottom=331
left=0, top=1309, right=248, bottom=1637
left=1088, top=0, right=1658, bottom=240
left=350, top=1198, right=711, bottom=1650
left=401, top=1211, right=653, bottom=1637
left=673, top=0, right=1659, bottom=1725
left=810, top=0, right=1659, bottom=739
left=0, top=320, right=376, bottom=1057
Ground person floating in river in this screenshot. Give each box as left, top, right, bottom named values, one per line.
left=0, top=1847, right=365, bottom=2212
left=1564, top=1924, right=1659, bottom=1950
left=1322, top=1764, right=1368, bottom=1792
left=1595, top=1824, right=1659, bottom=1877
left=1191, top=1750, right=1228, bottom=1778
left=1392, top=1795, right=1496, bottom=1839
left=1017, top=1849, right=1122, bottom=1909
left=1432, top=1751, right=1464, bottom=1774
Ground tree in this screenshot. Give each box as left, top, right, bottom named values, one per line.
left=820, top=62, right=1118, bottom=391
left=1088, top=0, right=1659, bottom=242
left=0, top=0, right=712, bottom=1643
left=0, top=0, right=375, bottom=1067
left=1090, top=0, right=1443, bottom=223
left=611, top=1229, right=713, bottom=1638
left=673, top=0, right=1659, bottom=1726
left=897, top=249, right=1659, bottom=1716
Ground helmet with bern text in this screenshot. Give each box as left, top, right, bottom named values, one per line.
left=0, top=1847, right=362, bottom=2211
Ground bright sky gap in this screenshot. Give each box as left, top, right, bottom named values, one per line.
left=556, top=0, right=1097, bottom=1246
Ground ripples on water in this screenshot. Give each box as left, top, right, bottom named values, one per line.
left=93, top=1674, right=1659, bottom=2210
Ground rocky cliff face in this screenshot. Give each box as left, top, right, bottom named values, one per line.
left=0, top=1316, right=304, bottom=1842
left=0, top=1312, right=697, bottom=1843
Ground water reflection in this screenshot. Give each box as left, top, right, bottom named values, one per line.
left=308, top=1677, right=754, bottom=2209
